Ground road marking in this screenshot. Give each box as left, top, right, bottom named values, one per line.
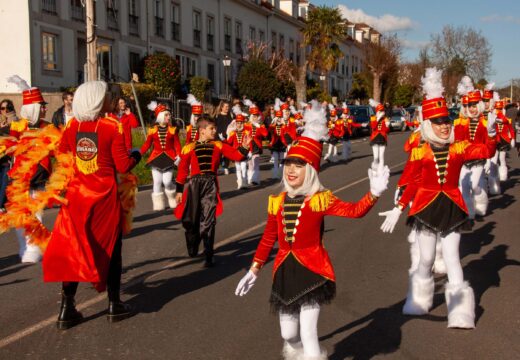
left=0, top=160, right=407, bottom=349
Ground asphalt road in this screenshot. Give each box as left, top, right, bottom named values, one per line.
left=1, top=131, right=519, bottom=359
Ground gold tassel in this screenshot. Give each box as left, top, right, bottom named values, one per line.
left=452, top=140, right=469, bottom=155
left=268, top=193, right=284, bottom=215
left=309, top=190, right=334, bottom=212
left=76, top=154, right=99, bottom=175
left=410, top=145, right=425, bottom=161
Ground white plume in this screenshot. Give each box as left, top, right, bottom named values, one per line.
left=300, top=101, right=308, bottom=109
left=243, top=99, right=253, bottom=107
left=369, top=98, right=380, bottom=108
left=147, top=101, right=158, bottom=111
left=7, top=75, right=30, bottom=91
left=328, top=104, right=335, bottom=111
left=421, top=67, right=444, bottom=100
left=457, top=76, right=474, bottom=96
left=485, top=82, right=495, bottom=91
left=274, top=98, right=282, bottom=111
left=493, top=91, right=500, bottom=102
left=302, top=100, right=329, bottom=141
left=290, top=105, right=297, bottom=115
left=186, top=93, right=200, bottom=106
left=232, top=104, right=242, bottom=117
left=342, top=102, right=348, bottom=109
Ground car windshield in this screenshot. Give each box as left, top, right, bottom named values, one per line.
left=392, top=110, right=403, bottom=117
left=351, top=108, right=368, bottom=116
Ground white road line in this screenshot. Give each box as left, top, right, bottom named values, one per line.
left=0, top=160, right=406, bottom=349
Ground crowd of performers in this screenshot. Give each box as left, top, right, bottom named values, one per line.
left=0, top=66, right=517, bottom=360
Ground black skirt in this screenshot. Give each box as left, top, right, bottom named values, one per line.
left=407, top=192, right=471, bottom=236
left=370, top=133, right=387, bottom=146
left=252, top=141, right=263, bottom=155
left=328, top=136, right=340, bottom=145
left=497, top=138, right=511, bottom=152
left=270, top=253, right=336, bottom=315
left=149, top=153, right=175, bottom=171
left=464, top=159, right=486, bottom=168
left=271, top=138, right=286, bottom=153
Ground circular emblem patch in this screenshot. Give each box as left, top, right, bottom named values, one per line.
left=76, top=137, right=98, bottom=161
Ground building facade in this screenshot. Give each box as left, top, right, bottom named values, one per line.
left=0, top=0, right=380, bottom=99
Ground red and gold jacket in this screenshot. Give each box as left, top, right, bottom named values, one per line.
left=369, top=117, right=390, bottom=141
left=281, top=118, right=298, bottom=146
left=344, top=118, right=361, bottom=137
left=185, top=124, right=199, bottom=144
left=106, top=113, right=133, bottom=151
left=140, top=125, right=182, bottom=164
left=453, top=116, right=488, bottom=144
left=252, top=190, right=378, bottom=281
left=249, top=123, right=268, bottom=152
left=495, top=113, right=515, bottom=144
left=329, top=119, right=345, bottom=139
left=397, top=138, right=496, bottom=216
left=226, top=128, right=252, bottom=150
left=398, top=131, right=422, bottom=189
left=268, top=120, right=285, bottom=148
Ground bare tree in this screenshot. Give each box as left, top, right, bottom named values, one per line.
left=363, top=34, right=401, bottom=102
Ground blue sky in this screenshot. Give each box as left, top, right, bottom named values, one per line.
left=314, top=0, right=518, bottom=88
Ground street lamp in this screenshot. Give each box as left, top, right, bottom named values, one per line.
left=222, top=56, right=231, bottom=100
left=319, top=73, right=326, bottom=93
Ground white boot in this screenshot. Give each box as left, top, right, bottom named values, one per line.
left=164, top=189, right=177, bottom=209
left=488, top=176, right=501, bottom=195
left=282, top=341, right=303, bottom=360
left=473, top=191, right=488, bottom=216
left=151, top=192, right=166, bottom=211
left=445, top=282, right=476, bottom=329
left=433, top=240, right=447, bottom=275
left=498, top=165, right=508, bottom=181
left=408, top=230, right=420, bottom=275
left=21, top=243, right=42, bottom=263
left=299, top=349, right=328, bottom=360
left=237, top=176, right=243, bottom=189
left=403, top=273, right=434, bottom=315
left=16, top=229, right=27, bottom=259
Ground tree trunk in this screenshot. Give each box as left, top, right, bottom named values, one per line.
left=295, top=65, right=307, bottom=107
left=372, top=72, right=382, bottom=102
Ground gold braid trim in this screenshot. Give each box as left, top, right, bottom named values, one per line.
left=214, top=141, right=223, bottom=149
left=148, top=126, right=158, bottom=135
left=267, top=193, right=284, bottom=215
left=451, top=140, right=469, bottom=155
left=76, top=154, right=99, bottom=175
left=410, top=145, right=426, bottom=161
left=168, top=126, right=177, bottom=135
left=181, top=142, right=195, bottom=155
left=309, top=190, right=334, bottom=212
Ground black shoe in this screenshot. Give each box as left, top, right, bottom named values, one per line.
left=203, top=257, right=214, bottom=268
left=57, top=294, right=83, bottom=330
left=107, top=301, right=133, bottom=323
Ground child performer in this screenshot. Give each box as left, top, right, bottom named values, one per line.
left=339, top=103, right=361, bottom=161
left=244, top=99, right=268, bottom=186
left=185, top=94, right=202, bottom=144
left=380, top=68, right=496, bottom=329
left=174, top=116, right=251, bottom=267
left=324, top=104, right=342, bottom=162
left=368, top=99, right=390, bottom=171
left=269, top=99, right=287, bottom=179
left=227, top=105, right=251, bottom=189
left=235, top=101, right=390, bottom=359
left=142, top=101, right=182, bottom=210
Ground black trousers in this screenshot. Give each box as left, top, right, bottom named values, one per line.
left=62, top=234, right=123, bottom=301
left=181, top=175, right=218, bottom=259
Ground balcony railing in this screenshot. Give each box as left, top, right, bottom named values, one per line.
left=42, top=0, right=57, bottom=14
left=207, top=34, right=214, bottom=52
left=129, top=14, right=139, bottom=36
left=107, top=9, right=118, bottom=30
left=193, top=29, right=201, bottom=48
left=155, top=17, right=164, bottom=37
left=71, top=4, right=85, bottom=21
left=171, top=22, right=180, bottom=41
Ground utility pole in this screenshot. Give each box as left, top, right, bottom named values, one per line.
left=86, top=0, right=98, bottom=81
left=511, top=79, right=514, bottom=101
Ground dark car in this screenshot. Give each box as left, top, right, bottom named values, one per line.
left=349, top=105, right=374, bottom=137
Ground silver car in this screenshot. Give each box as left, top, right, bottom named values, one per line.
left=389, top=108, right=409, bottom=131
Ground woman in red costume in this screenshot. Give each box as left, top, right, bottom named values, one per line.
left=43, top=81, right=142, bottom=329
left=235, top=102, right=390, bottom=360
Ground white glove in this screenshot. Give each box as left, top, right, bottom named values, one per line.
left=393, top=187, right=401, bottom=205
left=368, top=165, right=390, bottom=197
left=252, top=122, right=260, bottom=128
left=511, top=139, right=516, bottom=147
left=247, top=152, right=252, bottom=160
left=235, top=270, right=257, bottom=296
left=218, top=133, right=225, bottom=141
left=487, top=111, right=497, bottom=136
left=379, top=207, right=402, bottom=233
left=174, top=156, right=181, bottom=167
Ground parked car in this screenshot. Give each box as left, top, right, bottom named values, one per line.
left=349, top=105, right=374, bottom=136
left=389, top=108, right=409, bottom=131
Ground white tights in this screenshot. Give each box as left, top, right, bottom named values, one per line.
left=416, top=230, right=464, bottom=285
left=247, top=154, right=260, bottom=184
left=498, top=151, right=508, bottom=181
left=152, top=168, right=174, bottom=194
left=235, top=160, right=247, bottom=187
left=272, top=151, right=285, bottom=179
left=371, top=144, right=386, bottom=169
left=279, top=304, right=321, bottom=357
left=459, top=164, right=485, bottom=218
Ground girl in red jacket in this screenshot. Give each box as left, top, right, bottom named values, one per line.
left=235, top=102, right=389, bottom=360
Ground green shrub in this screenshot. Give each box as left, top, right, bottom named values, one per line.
left=237, top=60, right=279, bottom=104
left=190, top=76, right=210, bottom=102
left=143, top=53, right=181, bottom=95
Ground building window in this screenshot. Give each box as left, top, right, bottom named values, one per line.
left=235, top=21, right=243, bottom=55
left=279, top=34, right=285, bottom=56
left=259, top=30, right=265, bottom=43
left=71, top=0, right=85, bottom=21
left=207, top=63, right=215, bottom=90
left=128, top=0, right=139, bottom=36
left=129, top=51, right=142, bottom=77
left=207, top=15, right=215, bottom=52
left=193, top=10, right=201, bottom=48
left=177, top=55, right=197, bottom=78
left=289, top=38, right=294, bottom=62
left=97, top=44, right=113, bottom=81
left=42, top=32, right=58, bottom=71
left=42, top=0, right=57, bottom=15
left=171, top=3, right=180, bottom=41
left=154, top=0, right=164, bottom=38
left=224, top=17, right=232, bottom=52
left=249, top=26, right=256, bottom=42
left=107, top=0, right=119, bottom=31
left=271, top=31, right=277, bottom=54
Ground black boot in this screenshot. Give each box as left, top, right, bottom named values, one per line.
left=57, top=293, right=83, bottom=330
left=107, top=291, right=133, bottom=323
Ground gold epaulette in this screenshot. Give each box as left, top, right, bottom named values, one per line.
left=410, top=144, right=426, bottom=161
left=181, top=142, right=195, bottom=155
left=168, top=126, right=177, bottom=135
left=148, top=126, right=158, bottom=135
left=267, top=193, right=285, bottom=215
left=9, top=119, right=28, bottom=133
left=451, top=140, right=469, bottom=154
left=214, top=141, right=223, bottom=149
left=481, top=118, right=487, bottom=127
left=105, top=116, right=123, bottom=134
left=309, top=190, right=334, bottom=212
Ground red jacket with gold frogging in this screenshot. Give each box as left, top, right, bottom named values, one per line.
left=252, top=191, right=377, bottom=281
left=369, top=117, right=390, bottom=141
left=140, top=125, right=182, bottom=164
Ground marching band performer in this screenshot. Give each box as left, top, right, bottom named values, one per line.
left=324, top=104, right=342, bottom=162
left=244, top=99, right=268, bottom=186
left=235, top=101, right=389, bottom=360
left=227, top=105, right=252, bottom=189
left=269, top=99, right=287, bottom=179
left=339, top=102, right=361, bottom=162
left=368, top=99, right=390, bottom=171
left=379, top=68, right=497, bottom=329
left=141, top=101, right=182, bottom=210
left=185, top=94, right=202, bottom=144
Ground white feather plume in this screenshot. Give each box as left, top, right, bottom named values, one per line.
left=232, top=104, right=242, bottom=117
left=243, top=99, right=253, bottom=107
left=421, top=67, right=444, bottom=100
left=369, top=98, right=380, bottom=108
left=300, top=101, right=308, bottom=109
left=493, top=91, right=500, bottom=102
left=186, top=93, right=200, bottom=106
left=147, top=101, right=158, bottom=111
left=342, top=102, right=348, bottom=109
left=457, top=76, right=474, bottom=96
left=7, top=75, right=30, bottom=91
left=301, top=100, right=328, bottom=141
left=328, top=104, right=335, bottom=111
left=290, top=105, right=297, bottom=115
left=274, top=98, right=282, bottom=111
left=485, top=82, right=495, bottom=91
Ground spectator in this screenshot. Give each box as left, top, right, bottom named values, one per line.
left=1, top=99, right=16, bottom=134
left=112, top=97, right=140, bottom=150
left=263, top=105, right=275, bottom=129
left=51, top=91, right=74, bottom=129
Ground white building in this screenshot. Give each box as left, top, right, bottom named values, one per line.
left=0, top=0, right=380, bottom=99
